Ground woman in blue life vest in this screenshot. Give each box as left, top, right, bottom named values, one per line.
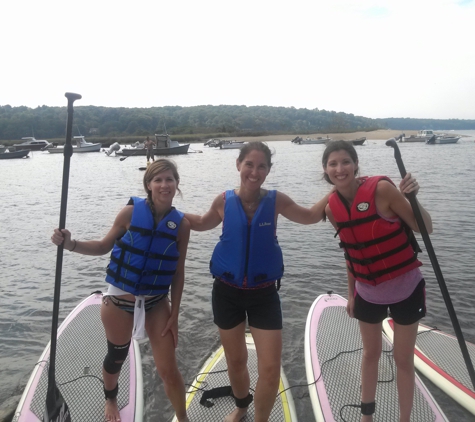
left=184, top=141, right=331, bottom=422
left=51, top=159, right=191, bottom=422
left=322, top=140, right=432, bottom=422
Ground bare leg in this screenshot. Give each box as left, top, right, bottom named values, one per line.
left=101, top=298, right=133, bottom=422
left=250, top=327, right=282, bottom=422
left=393, top=321, right=418, bottom=422
left=359, top=321, right=382, bottom=422
left=146, top=299, right=189, bottom=422
left=219, top=322, right=249, bottom=422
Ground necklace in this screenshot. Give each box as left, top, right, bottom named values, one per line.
left=241, top=193, right=262, bottom=210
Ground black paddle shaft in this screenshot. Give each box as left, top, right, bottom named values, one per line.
left=386, top=139, right=475, bottom=390
left=44, top=92, right=81, bottom=422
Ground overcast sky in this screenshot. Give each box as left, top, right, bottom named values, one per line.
left=1, top=0, right=474, bottom=119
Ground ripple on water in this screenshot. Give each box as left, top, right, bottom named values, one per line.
left=1, top=141, right=474, bottom=420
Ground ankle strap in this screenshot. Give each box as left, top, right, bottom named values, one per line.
left=361, top=401, right=375, bottom=415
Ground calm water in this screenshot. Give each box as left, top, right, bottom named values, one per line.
left=1, top=133, right=475, bottom=421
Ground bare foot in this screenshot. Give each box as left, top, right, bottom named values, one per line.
left=105, top=398, right=121, bottom=421
left=177, top=416, right=190, bottom=422
left=224, top=407, right=247, bottom=422
left=361, top=415, right=373, bottom=422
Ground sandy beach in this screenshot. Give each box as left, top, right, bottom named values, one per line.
left=224, top=129, right=416, bottom=143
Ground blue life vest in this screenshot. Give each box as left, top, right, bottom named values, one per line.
left=105, top=197, right=183, bottom=296
left=210, top=190, right=284, bottom=288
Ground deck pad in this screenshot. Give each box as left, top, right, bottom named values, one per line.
left=305, top=293, right=447, bottom=421
left=13, top=292, right=143, bottom=422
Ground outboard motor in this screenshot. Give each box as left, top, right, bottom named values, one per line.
left=105, top=142, right=121, bottom=156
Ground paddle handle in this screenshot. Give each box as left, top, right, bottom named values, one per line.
left=386, top=139, right=475, bottom=390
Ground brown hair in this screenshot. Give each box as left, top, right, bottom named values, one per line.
left=143, top=159, right=181, bottom=201
left=237, top=141, right=274, bottom=168
left=322, top=140, right=359, bottom=184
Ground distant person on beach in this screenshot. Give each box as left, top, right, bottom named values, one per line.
left=322, top=140, right=432, bottom=422
left=184, top=141, right=331, bottom=422
left=144, top=135, right=156, bottom=163
left=51, top=159, right=191, bottom=422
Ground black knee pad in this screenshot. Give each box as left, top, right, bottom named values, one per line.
left=103, top=339, right=131, bottom=374
left=361, top=401, right=376, bottom=415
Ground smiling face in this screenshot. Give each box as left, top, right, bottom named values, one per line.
left=236, top=149, right=271, bottom=191
left=147, top=169, right=178, bottom=204
left=323, top=149, right=359, bottom=188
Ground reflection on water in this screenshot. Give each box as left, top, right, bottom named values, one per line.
left=1, top=135, right=474, bottom=420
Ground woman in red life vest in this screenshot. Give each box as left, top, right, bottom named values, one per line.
left=322, top=140, right=432, bottom=422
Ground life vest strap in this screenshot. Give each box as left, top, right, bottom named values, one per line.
left=115, top=240, right=179, bottom=261
left=106, top=268, right=172, bottom=291
left=128, top=225, right=178, bottom=241
left=349, top=255, right=418, bottom=281
left=336, top=214, right=380, bottom=231
left=339, top=225, right=404, bottom=250
left=344, top=238, right=411, bottom=266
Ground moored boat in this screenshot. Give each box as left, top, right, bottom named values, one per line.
left=350, top=137, right=366, bottom=146
left=116, top=133, right=190, bottom=156
left=10, top=137, right=53, bottom=151
left=47, top=136, right=102, bottom=153
left=219, top=140, right=246, bottom=149
left=0, top=149, right=30, bottom=159
left=294, top=136, right=331, bottom=145
left=402, top=130, right=435, bottom=142
left=426, top=135, right=460, bottom=145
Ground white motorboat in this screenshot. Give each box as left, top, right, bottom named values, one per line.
left=47, top=136, right=102, bottom=153
left=219, top=140, right=246, bottom=149
left=116, top=133, right=189, bottom=156
left=294, top=136, right=331, bottom=145
left=402, top=130, right=435, bottom=142
left=11, top=137, right=53, bottom=151
left=426, top=135, right=460, bottom=145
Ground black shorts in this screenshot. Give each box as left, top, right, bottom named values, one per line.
left=212, top=279, right=283, bottom=330
left=354, top=279, right=426, bottom=325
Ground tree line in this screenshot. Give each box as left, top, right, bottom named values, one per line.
left=1, top=104, right=474, bottom=141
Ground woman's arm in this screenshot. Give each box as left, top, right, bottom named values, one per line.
left=162, top=217, right=191, bottom=347
left=376, top=175, right=433, bottom=234
left=326, top=204, right=356, bottom=317
left=277, top=191, right=331, bottom=225
left=184, top=194, right=224, bottom=231
left=51, top=205, right=132, bottom=255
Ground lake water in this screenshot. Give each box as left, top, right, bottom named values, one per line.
left=1, top=132, right=475, bottom=421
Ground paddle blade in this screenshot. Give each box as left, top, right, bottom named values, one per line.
left=43, top=384, right=71, bottom=422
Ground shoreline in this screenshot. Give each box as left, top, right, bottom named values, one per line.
left=223, top=129, right=415, bottom=143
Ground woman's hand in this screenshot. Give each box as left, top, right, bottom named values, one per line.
left=346, top=296, right=355, bottom=318
left=51, top=228, right=74, bottom=250
left=161, top=314, right=179, bottom=348
left=399, top=172, right=419, bottom=196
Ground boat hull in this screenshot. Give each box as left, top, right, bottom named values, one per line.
left=117, top=144, right=190, bottom=156
left=427, top=137, right=460, bottom=145
left=0, top=150, right=30, bottom=159
left=47, top=143, right=102, bottom=153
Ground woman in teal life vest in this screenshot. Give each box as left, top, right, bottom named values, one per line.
left=322, top=140, right=432, bottom=422
left=51, top=159, right=191, bottom=422
left=184, top=141, right=331, bottom=422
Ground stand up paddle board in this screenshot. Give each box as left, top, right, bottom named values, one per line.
left=383, top=318, right=475, bottom=415
left=172, top=332, right=297, bottom=421
left=305, top=293, right=447, bottom=421
left=12, top=291, right=143, bottom=422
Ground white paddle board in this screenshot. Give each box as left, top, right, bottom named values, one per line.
left=12, top=291, right=143, bottom=422
left=172, top=332, right=297, bottom=421
left=383, top=317, right=475, bottom=415
left=305, top=293, right=447, bottom=421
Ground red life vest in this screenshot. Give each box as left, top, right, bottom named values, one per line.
left=328, top=176, right=422, bottom=286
